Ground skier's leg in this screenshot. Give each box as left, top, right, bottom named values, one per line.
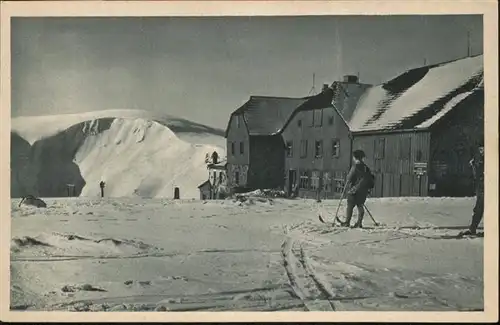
left=469, top=192, right=484, bottom=234
left=353, top=204, right=365, bottom=228
left=353, top=192, right=367, bottom=228
left=343, top=194, right=355, bottom=226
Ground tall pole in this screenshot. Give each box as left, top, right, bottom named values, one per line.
left=309, top=73, right=317, bottom=95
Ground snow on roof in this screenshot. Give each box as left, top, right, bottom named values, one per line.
left=348, top=55, right=484, bottom=132
left=207, top=161, right=227, bottom=169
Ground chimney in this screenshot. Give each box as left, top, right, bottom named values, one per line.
left=322, top=84, right=329, bottom=92
left=343, top=75, right=359, bottom=83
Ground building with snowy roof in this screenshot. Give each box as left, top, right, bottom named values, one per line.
left=346, top=54, right=484, bottom=197
left=225, top=54, right=483, bottom=198
left=224, top=76, right=371, bottom=197
left=280, top=77, right=372, bottom=199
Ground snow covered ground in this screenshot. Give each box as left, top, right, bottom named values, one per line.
left=10, top=196, right=483, bottom=312
left=11, top=109, right=225, bottom=199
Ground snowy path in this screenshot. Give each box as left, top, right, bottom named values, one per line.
left=10, top=196, right=483, bottom=311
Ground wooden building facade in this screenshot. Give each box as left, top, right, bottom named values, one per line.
left=225, top=96, right=311, bottom=193
left=281, top=78, right=372, bottom=199
left=348, top=55, right=484, bottom=198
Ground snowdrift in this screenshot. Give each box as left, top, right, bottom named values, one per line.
left=11, top=110, right=225, bottom=199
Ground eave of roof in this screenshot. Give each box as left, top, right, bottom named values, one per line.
left=197, top=180, right=211, bottom=188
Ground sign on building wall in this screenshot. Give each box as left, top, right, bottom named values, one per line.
left=413, top=162, right=428, bottom=176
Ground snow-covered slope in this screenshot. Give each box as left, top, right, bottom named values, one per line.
left=11, top=110, right=226, bottom=199
left=10, top=196, right=483, bottom=312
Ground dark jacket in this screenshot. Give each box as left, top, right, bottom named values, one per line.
left=347, top=161, right=371, bottom=195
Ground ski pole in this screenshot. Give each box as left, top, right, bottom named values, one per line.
left=334, top=179, right=348, bottom=220
left=363, top=200, right=379, bottom=226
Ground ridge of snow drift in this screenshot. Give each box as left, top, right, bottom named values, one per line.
left=11, top=110, right=225, bottom=199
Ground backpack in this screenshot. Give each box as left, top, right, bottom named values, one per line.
left=364, top=165, right=375, bottom=190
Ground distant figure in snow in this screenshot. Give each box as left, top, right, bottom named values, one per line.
left=291, top=182, right=299, bottom=198
left=211, top=151, right=219, bottom=165
left=340, top=150, right=374, bottom=228
left=99, top=181, right=106, bottom=198
left=205, top=153, right=210, bottom=164
left=461, top=145, right=484, bottom=236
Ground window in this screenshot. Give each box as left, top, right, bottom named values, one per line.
left=300, top=140, right=308, bottom=158
left=315, top=140, right=323, bottom=158
left=309, top=111, right=314, bottom=127
left=333, top=171, right=345, bottom=194
left=239, top=141, right=244, bottom=154
left=328, top=116, right=334, bottom=125
left=375, top=138, right=386, bottom=159
left=299, top=171, right=310, bottom=189
left=322, top=172, right=332, bottom=192
left=399, top=137, right=411, bottom=160
left=286, top=141, right=293, bottom=157
left=313, top=109, right=323, bottom=127
left=218, top=172, right=223, bottom=183
left=297, top=119, right=302, bottom=128
left=234, top=171, right=240, bottom=186
left=231, top=142, right=235, bottom=155
left=236, top=115, right=241, bottom=128
left=311, top=171, right=321, bottom=190
left=416, top=149, right=423, bottom=162
left=332, top=139, right=340, bottom=157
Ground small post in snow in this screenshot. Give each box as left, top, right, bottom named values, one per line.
left=67, top=184, right=75, bottom=197
left=99, top=181, right=106, bottom=198
left=174, top=187, right=180, bottom=200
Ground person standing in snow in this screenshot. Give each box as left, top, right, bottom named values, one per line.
left=99, top=181, right=106, bottom=198
left=211, top=151, right=219, bottom=165
left=462, top=145, right=484, bottom=236
left=340, top=150, right=373, bottom=228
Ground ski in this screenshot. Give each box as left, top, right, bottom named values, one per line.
left=318, top=214, right=344, bottom=227
left=453, top=231, right=484, bottom=239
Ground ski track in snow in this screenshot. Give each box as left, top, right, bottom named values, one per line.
left=10, top=197, right=483, bottom=311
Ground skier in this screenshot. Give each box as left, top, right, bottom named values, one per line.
left=460, top=145, right=484, bottom=236
left=340, top=149, right=374, bottom=228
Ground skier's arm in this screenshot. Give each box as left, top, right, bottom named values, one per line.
left=345, top=166, right=356, bottom=191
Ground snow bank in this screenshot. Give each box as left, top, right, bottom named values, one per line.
left=11, top=110, right=225, bottom=199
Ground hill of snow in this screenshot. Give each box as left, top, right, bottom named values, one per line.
left=11, top=109, right=226, bottom=199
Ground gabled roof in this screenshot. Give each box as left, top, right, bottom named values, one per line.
left=226, top=89, right=335, bottom=137
left=197, top=180, right=211, bottom=189
left=348, top=54, right=484, bottom=133
left=207, top=162, right=227, bottom=170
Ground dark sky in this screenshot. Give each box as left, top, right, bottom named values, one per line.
left=11, top=15, right=483, bottom=129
